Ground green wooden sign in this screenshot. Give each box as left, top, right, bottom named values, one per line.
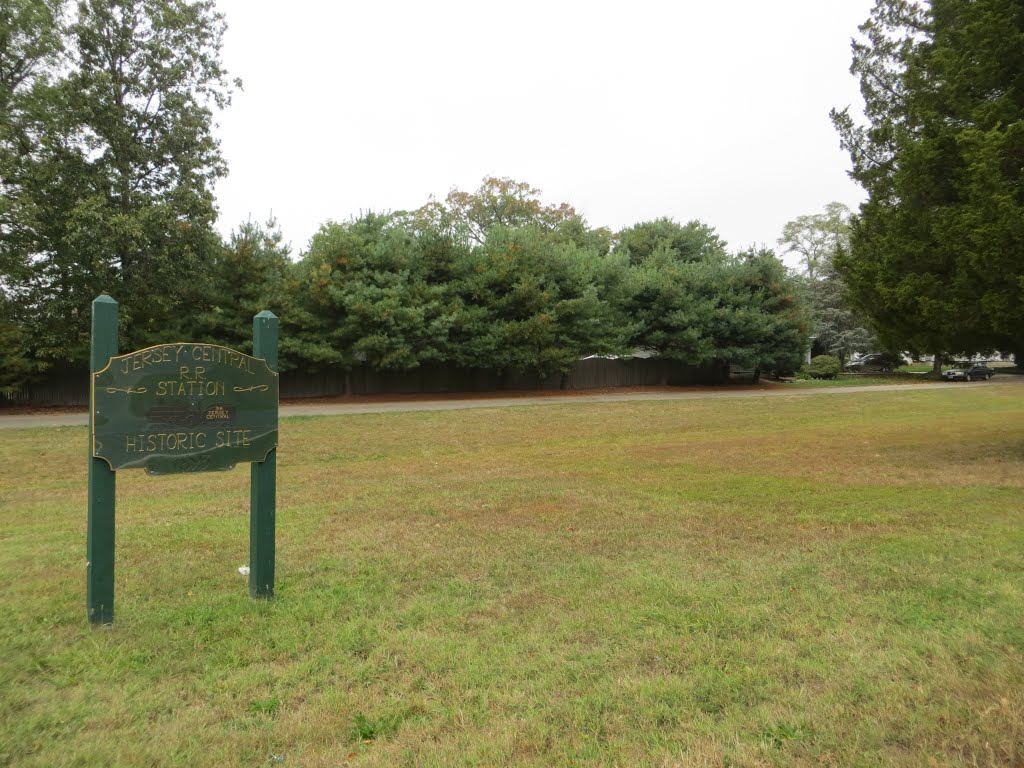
left=87, top=295, right=280, bottom=626
left=92, top=343, right=278, bottom=474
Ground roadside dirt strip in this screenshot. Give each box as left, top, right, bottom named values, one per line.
left=2, top=378, right=1019, bottom=430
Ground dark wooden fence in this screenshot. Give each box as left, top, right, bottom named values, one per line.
left=281, top=358, right=726, bottom=398
left=3, top=365, right=91, bottom=407
left=2, top=357, right=727, bottom=408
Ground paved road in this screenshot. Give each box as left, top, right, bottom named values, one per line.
left=2, top=378, right=1019, bottom=429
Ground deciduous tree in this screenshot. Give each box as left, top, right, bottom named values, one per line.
left=779, top=203, right=876, bottom=362
left=778, top=202, right=852, bottom=282
left=1, top=0, right=238, bottom=365
left=413, top=176, right=608, bottom=249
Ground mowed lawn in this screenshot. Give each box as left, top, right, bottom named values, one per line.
left=2, top=387, right=1023, bottom=767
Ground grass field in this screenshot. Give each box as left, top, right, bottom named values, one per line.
left=2, top=386, right=1023, bottom=767
left=783, top=375, right=935, bottom=387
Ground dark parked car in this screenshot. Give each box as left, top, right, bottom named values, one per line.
left=942, top=363, right=994, bottom=382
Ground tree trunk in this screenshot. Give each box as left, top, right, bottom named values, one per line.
left=932, top=356, right=943, bottom=375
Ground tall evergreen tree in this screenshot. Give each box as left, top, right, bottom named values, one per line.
left=832, top=0, right=1024, bottom=365
left=616, top=218, right=728, bottom=266
left=451, top=225, right=629, bottom=378
left=188, top=217, right=293, bottom=356
left=616, top=220, right=808, bottom=374
left=294, top=213, right=460, bottom=371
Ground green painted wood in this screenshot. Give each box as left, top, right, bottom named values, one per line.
left=250, top=311, right=279, bottom=598
left=92, top=344, right=278, bottom=474
left=88, top=295, right=118, bottom=625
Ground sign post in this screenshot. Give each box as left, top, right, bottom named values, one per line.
left=250, top=311, right=278, bottom=598
left=87, top=295, right=119, bottom=625
left=87, top=295, right=280, bottom=624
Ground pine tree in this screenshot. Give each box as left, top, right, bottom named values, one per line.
left=832, top=0, right=1024, bottom=364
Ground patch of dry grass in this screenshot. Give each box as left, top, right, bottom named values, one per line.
left=1, top=386, right=1022, bottom=766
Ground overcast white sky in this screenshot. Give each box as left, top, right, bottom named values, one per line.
left=212, top=0, right=872, bottom=264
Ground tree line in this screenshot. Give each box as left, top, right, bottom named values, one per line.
left=288, top=180, right=807, bottom=379
left=5, top=0, right=1019, bottom=394
left=3, top=169, right=811, bottom=390
left=0, top=3, right=807, bottom=394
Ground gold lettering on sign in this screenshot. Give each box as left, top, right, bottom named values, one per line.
left=155, top=379, right=226, bottom=397
left=113, top=344, right=259, bottom=376
left=123, top=431, right=210, bottom=454
left=215, top=429, right=252, bottom=448
left=149, top=363, right=227, bottom=397
left=233, top=385, right=269, bottom=393
left=187, top=345, right=255, bottom=374
left=119, top=346, right=173, bottom=375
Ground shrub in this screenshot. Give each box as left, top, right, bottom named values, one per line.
left=802, top=355, right=841, bottom=379
left=877, top=351, right=905, bottom=372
